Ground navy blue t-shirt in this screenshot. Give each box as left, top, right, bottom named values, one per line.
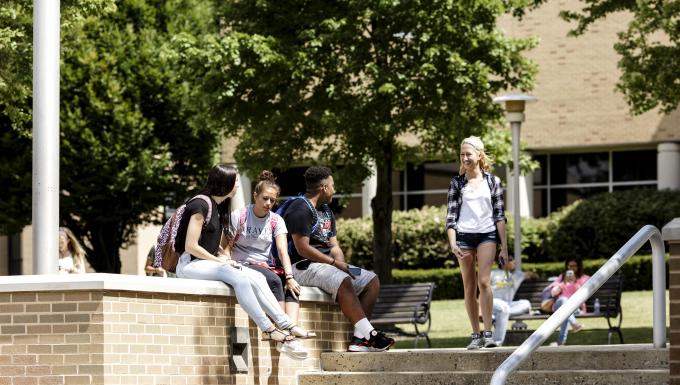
left=283, top=197, right=336, bottom=264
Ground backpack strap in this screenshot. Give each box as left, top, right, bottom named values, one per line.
left=233, top=206, right=247, bottom=244
left=268, top=214, right=279, bottom=266
left=299, top=196, right=320, bottom=233
left=270, top=214, right=278, bottom=234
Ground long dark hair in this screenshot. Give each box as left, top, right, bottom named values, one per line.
left=565, top=257, right=585, bottom=279
left=198, top=164, right=237, bottom=238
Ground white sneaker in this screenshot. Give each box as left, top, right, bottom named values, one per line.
left=276, top=339, right=308, bottom=360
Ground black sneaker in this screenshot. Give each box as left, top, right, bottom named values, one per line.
left=467, top=332, right=483, bottom=350
left=347, top=336, right=370, bottom=352
left=483, top=331, right=497, bottom=348
left=366, top=330, right=395, bottom=352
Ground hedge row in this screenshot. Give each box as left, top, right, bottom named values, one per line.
left=338, top=205, right=451, bottom=269
left=392, top=255, right=663, bottom=300
left=338, top=189, right=680, bottom=266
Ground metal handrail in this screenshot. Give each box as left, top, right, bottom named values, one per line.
left=490, top=225, right=667, bottom=385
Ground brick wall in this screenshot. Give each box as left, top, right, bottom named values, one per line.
left=665, top=219, right=680, bottom=385
left=0, top=274, right=351, bottom=385
left=497, top=0, right=680, bottom=151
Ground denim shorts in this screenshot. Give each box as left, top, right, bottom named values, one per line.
left=456, top=231, right=497, bottom=249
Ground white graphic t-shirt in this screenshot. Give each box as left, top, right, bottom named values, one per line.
left=229, top=205, right=288, bottom=264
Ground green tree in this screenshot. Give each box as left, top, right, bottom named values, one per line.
left=186, top=0, right=537, bottom=282
left=558, top=0, right=680, bottom=114
left=0, top=0, right=115, bottom=236
left=1, top=0, right=222, bottom=272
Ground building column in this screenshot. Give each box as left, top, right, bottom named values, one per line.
left=663, top=218, right=680, bottom=384
left=361, top=162, right=377, bottom=217
left=658, top=142, right=680, bottom=190
left=506, top=167, right=533, bottom=218
left=232, top=171, right=251, bottom=211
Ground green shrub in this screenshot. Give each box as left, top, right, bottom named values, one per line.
left=338, top=189, right=678, bottom=268
left=337, top=206, right=451, bottom=270
left=392, top=255, right=663, bottom=300
left=392, top=268, right=462, bottom=300
left=546, top=189, right=680, bottom=261
left=506, top=200, right=581, bottom=262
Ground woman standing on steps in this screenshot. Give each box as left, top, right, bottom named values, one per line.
left=446, top=136, right=509, bottom=350
left=174, top=164, right=314, bottom=360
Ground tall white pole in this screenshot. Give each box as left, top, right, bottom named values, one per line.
left=511, top=121, right=522, bottom=271
left=32, top=0, right=61, bottom=274
left=494, top=94, right=536, bottom=272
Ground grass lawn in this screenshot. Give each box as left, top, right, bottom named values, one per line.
left=393, top=290, right=669, bottom=349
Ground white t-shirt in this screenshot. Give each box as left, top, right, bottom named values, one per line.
left=491, top=268, right=525, bottom=303
left=229, top=205, right=288, bottom=264
left=58, top=255, right=76, bottom=274
left=456, top=180, right=496, bottom=233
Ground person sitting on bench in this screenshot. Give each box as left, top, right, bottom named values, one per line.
left=548, top=258, right=589, bottom=345
left=490, top=255, right=532, bottom=346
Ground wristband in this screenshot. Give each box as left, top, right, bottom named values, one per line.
left=285, top=274, right=294, bottom=281
left=330, top=258, right=336, bottom=266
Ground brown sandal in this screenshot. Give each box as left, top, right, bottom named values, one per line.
left=287, top=325, right=317, bottom=339
left=262, top=327, right=294, bottom=342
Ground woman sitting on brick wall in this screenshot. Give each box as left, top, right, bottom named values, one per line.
left=228, top=170, right=316, bottom=359
left=174, top=164, right=312, bottom=360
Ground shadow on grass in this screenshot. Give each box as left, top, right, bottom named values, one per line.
left=393, top=327, right=669, bottom=350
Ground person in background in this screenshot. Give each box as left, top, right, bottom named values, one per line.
left=144, top=245, right=169, bottom=277
left=446, top=136, right=509, bottom=349
left=549, top=258, right=588, bottom=345
left=489, top=255, right=533, bottom=346
left=58, top=227, right=86, bottom=274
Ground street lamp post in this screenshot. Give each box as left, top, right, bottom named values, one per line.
left=492, top=94, right=537, bottom=272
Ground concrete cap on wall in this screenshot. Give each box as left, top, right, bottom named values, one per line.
left=662, top=218, right=680, bottom=242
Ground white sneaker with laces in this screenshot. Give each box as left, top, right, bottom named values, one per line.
left=276, top=339, right=308, bottom=360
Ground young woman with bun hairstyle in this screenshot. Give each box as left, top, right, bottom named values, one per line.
left=174, top=164, right=313, bottom=360
left=228, top=170, right=316, bottom=358
left=446, top=136, right=509, bottom=350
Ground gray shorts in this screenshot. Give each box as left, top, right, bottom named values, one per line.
left=292, top=261, right=376, bottom=301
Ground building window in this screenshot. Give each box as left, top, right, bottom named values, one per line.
left=395, top=162, right=457, bottom=211
left=533, top=149, right=657, bottom=217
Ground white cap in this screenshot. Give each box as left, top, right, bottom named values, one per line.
left=461, top=136, right=484, bottom=152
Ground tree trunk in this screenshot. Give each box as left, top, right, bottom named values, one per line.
left=71, top=221, right=122, bottom=273
left=371, top=142, right=394, bottom=284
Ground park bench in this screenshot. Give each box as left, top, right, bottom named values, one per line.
left=509, top=274, right=624, bottom=344
left=370, top=282, right=435, bottom=348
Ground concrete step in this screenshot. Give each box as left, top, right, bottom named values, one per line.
left=319, top=344, right=668, bottom=372
left=298, top=369, right=669, bottom=385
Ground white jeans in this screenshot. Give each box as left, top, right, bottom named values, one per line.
left=493, top=298, right=531, bottom=344
left=176, top=253, right=292, bottom=331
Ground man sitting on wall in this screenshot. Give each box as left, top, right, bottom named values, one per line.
left=282, top=166, right=395, bottom=352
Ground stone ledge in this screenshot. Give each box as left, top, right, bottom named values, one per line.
left=0, top=273, right=334, bottom=303
left=663, top=218, right=680, bottom=242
